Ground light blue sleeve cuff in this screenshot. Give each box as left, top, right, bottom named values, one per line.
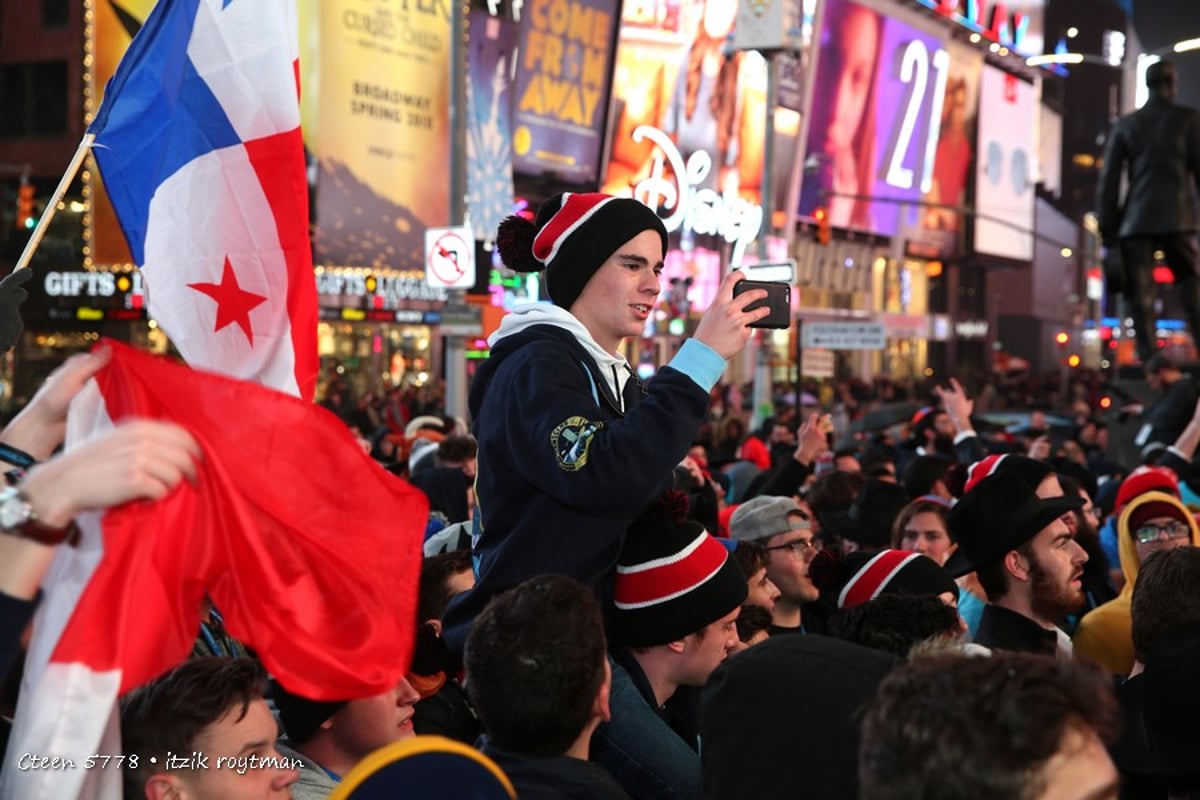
left=670, top=339, right=726, bottom=391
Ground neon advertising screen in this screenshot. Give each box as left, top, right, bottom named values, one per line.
left=600, top=0, right=770, bottom=307
left=974, top=64, right=1037, bottom=261
left=799, top=0, right=980, bottom=246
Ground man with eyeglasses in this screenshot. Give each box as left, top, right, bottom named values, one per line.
left=728, top=495, right=821, bottom=635
left=1075, top=490, right=1200, bottom=675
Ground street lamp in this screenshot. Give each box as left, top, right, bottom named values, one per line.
left=1026, top=35, right=1200, bottom=108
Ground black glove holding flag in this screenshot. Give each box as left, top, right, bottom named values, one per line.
left=0, top=268, right=32, bottom=353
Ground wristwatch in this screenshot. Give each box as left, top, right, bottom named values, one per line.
left=0, top=486, right=75, bottom=546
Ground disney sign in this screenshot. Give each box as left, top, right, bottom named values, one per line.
left=630, top=125, right=763, bottom=266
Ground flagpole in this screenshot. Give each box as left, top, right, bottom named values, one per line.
left=13, top=132, right=96, bottom=273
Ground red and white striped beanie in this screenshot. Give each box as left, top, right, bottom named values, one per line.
left=836, top=549, right=959, bottom=609
left=613, top=493, right=748, bottom=647
left=495, top=192, right=668, bottom=309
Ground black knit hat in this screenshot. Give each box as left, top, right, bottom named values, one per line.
left=613, top=492, right=747, bottom=647
left=495, top=192, right=668, bottom=310
left=271, top=679, right=347, bottom=743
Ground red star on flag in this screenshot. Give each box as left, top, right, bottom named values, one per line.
left=188, top=256, right=268, bottom=344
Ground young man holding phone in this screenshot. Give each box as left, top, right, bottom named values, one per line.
left=441, top=192, right=770, bottom=654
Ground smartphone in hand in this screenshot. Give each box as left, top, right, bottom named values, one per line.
left=733, top=279, right=791, bottom=329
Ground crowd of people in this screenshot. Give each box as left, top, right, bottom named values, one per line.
left=3, top=191, right=1200, bottom=799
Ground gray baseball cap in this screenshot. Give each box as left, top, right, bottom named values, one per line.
left=729, top=495, right=810, bottom=543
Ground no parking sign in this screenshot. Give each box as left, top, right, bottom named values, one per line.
left=424, top=226, right=476, bottom=289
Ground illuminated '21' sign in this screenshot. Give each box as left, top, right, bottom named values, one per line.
left=882, top=40, right=950, bottom=194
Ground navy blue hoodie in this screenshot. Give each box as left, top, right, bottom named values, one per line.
left=441, top=307, right=720, bottom=654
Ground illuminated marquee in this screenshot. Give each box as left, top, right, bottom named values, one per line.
left=630, top=125, right=763, bottom=266
left=913, top=0, right=1031, bottom=54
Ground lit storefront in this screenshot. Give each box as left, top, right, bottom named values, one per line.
left=315, top=268, right=450, bottom=398
left=872, top=257, right=931, bottom=379
left=5, top=267, right=166, bottom=409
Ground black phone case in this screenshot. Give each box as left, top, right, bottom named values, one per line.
left=733, top=279, right=791, bottom=329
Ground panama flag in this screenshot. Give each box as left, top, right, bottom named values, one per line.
left=3, top=343, right=428, bottom=799
left=87, top=0, right=317, bottom=400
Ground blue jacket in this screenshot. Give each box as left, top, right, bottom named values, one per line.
left=592, top=652, right=702, bottom=800
left=442, top=311, right=720, bottom=655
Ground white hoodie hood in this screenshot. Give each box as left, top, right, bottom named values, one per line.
left=489, top=302, right=631, bottom=409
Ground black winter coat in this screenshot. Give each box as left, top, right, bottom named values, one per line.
left=1098, top=96, right=1200, bottom=241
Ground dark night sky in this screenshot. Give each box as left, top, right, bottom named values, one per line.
left=1132, top=0, right=1200, bottom=107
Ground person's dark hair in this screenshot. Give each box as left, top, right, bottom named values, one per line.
left=1131, top=548, right=1200, bottom=663
left=833, top=447, right=860, bottom=463
left=121, top=657, right=266, bottom=798
left=437, top=435, right=477, bottom=465
left=735, top=603, right=773, bottom=643
left=732, top=539, right=768, bottom=581
left=859, top=652, right=1120, bottom=800
left=1054, top=462, right=1097, bottom=505
left=973, top=541, right=1034, bottom=602
left=419, top=550, right=474, bottom=622
left=1146, top=59, right=1177, bottom=90
left=807, top=470, right=866, bottom=521
left=828, top=594, right=961, bottom=658
left=717, top=415, right=746, bottom=444
left=902, top=456, right=950, bottom=499
left=912, top=408, right=943, bottom=440
left=861, top=447, right=897, bottom=475
left=890, top=497, right=951, bottom=549
left=464, top=575, right=606, bottom=757
left=944, top=462, right=969, bottom=498
left=863, top=444, right=897, bottom=466
left=864, top=464, right=894, bottom=481
left=1144, top=354, right=1177, bottom=376
left=1057, top=472, right=1081, bottom=502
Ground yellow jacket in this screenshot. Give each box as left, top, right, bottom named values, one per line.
left=1073, top=491, right=1200, bottom=674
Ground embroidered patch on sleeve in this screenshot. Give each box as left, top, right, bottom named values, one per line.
left=550, top=416, right=604, bottom=471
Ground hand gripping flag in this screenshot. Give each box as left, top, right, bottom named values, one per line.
left=87, top=0, right=318, bottom=400
left=3, top=341, right=427, bottom=799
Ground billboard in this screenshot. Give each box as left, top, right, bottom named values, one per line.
left=1039, top=103, right=1062, bottom=199
left=905, top=39, right=982, bottom=256
left=467, top=11, right=519, bottom=240
left=907, top=0, right=1045, bottom=58
left=90, top=2, right=452, bottom=272
left=301, top=1, right=452, bottom=270
left=974, top=64, right=1037, bottom=261
left=798, top=0, right=949, bottom=238
left=89, top=0, right=160, bottom=266
left=510, top=0, right=620, bottom=185
left=600, top=0, right=770, bottom=304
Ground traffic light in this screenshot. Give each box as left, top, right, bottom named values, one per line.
left=15, top=184, right=35, bottom=230
left=1054, top=330, right=1069, bottom=346
left=814, top=207, right=831, bottom=246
